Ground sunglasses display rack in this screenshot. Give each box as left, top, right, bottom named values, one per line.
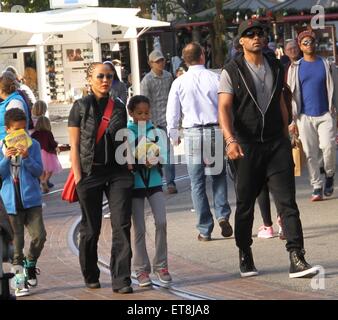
left=82, top=47, right=94, bottom=68
left=101, top=43, right=112, bottom=61
left=44, top=45, right=66, bottom=102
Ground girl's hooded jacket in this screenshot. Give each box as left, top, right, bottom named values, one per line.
left=127, top=120, right=167, bottom=189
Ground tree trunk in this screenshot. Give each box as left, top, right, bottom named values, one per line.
left=191, top=26, right=201, bottom=42
left=213, top=0, right=227, bottom=68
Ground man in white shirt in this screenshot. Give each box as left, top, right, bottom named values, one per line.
left=166, top=42, right=232, bottom=241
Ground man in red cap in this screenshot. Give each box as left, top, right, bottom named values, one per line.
left=288, top=28, right=338, bottom=201
left=218, top=19, right=318, bottom=279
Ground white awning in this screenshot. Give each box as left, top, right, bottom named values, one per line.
left=0, top=14, right=93, bottom=33
left=0, top=7, right=169, bottom=34
left=0, top=7, right=170, bottom=103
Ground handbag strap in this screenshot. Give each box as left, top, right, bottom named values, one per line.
left=96, top=98, right=114, bottom=144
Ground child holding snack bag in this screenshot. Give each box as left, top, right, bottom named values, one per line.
left=127, top=95, right=172, bottom=287
left=0, top=108, right=46, bottom=297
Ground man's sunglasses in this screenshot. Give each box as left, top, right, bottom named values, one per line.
left=243, top=30, right=265, bottom=39
left=301, top=39, right=315, bottom=46
left=96, top=73, right=113, bottom=80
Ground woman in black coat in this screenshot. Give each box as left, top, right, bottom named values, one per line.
left=68, top=62, right=134, bottom=294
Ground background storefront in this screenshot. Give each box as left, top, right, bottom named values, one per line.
left=0, top=6, right=169, bottom=103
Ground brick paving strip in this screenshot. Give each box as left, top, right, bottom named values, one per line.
left=11, top=214, right=180, bottom=300
left=100, top=218, right=334, bottom=300
left=10, top=212, right=333, bottom=300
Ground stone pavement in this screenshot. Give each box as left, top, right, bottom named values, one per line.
left=4, top=163, right=338, bottom=300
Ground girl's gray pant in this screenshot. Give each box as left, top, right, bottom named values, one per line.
left=131, top=191, right=168, bottom=275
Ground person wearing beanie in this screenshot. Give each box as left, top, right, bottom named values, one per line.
left=287, top=28, right=338, bottom=201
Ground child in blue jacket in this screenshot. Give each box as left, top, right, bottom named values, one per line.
left=0, top=108, right=46, bottom=297
left=127, top=95, right=172, bottom=287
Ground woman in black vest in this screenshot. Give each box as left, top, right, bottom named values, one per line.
left=68, top=62, right=134, bottom=294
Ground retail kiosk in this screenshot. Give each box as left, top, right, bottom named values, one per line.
left=0, top=1, right=169, bottom=103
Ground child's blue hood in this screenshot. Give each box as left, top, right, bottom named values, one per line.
left=127, top=120, right=154, bottom=135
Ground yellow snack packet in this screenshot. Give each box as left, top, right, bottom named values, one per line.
left=134, top=137, right=160, bottom=160
left=4, top=129, right=32, bottom=154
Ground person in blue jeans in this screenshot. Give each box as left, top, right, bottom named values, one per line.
left=183, top=127, right=232, bottom=240
left=166, top=42, right=232, bottom=241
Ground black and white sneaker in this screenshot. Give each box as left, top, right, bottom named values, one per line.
left=24, top=258, right=40, bottom=287
left=289, top=250, right=319, bottom=278
left=239, top=248, right=258, bottom=277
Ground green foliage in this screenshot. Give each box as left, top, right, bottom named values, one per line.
left=166, top=0, right=212, bottom=21
left=1, top=0, right=50, bottom=12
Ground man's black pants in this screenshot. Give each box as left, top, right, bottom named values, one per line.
left=232, top=137, right=304, bottom=252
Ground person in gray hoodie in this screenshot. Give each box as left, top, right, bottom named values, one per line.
left=287, top=29, right=338, bottom=201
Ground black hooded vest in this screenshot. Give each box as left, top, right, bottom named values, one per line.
left=74, top=95, right=128, bottom=174
left=223, top=53, right=285, bottom=143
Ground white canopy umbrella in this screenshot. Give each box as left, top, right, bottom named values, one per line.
left=0, top=7, right=169, bottom=35
left=0, top=7, right=170, bottom=100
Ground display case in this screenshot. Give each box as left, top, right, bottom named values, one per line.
left=45, top=44, right=65, bottom=101
left=45, top=43, right=93, bottom=102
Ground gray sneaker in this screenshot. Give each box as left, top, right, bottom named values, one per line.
left=136, top=272, right=152, bottom=287
left=155, top=268, right=172, bottom=284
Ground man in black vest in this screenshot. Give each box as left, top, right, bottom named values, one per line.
left=218, top=20, right=318, bottom=279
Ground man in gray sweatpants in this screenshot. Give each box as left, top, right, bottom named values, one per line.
left=288, top=29, right=338, bottom=201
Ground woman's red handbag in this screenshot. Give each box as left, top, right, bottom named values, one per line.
left=61, top=169, right=78, bottom=203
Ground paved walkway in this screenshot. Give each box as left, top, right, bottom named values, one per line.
left=2, top=120, right=337, bottom=300
left=4, top=164, right=337, bottom=300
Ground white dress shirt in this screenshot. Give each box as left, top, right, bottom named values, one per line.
left=166, top=65, right=220, bottom=141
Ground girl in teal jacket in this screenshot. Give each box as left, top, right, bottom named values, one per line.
left=127, top=95, right=172, bottom=287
